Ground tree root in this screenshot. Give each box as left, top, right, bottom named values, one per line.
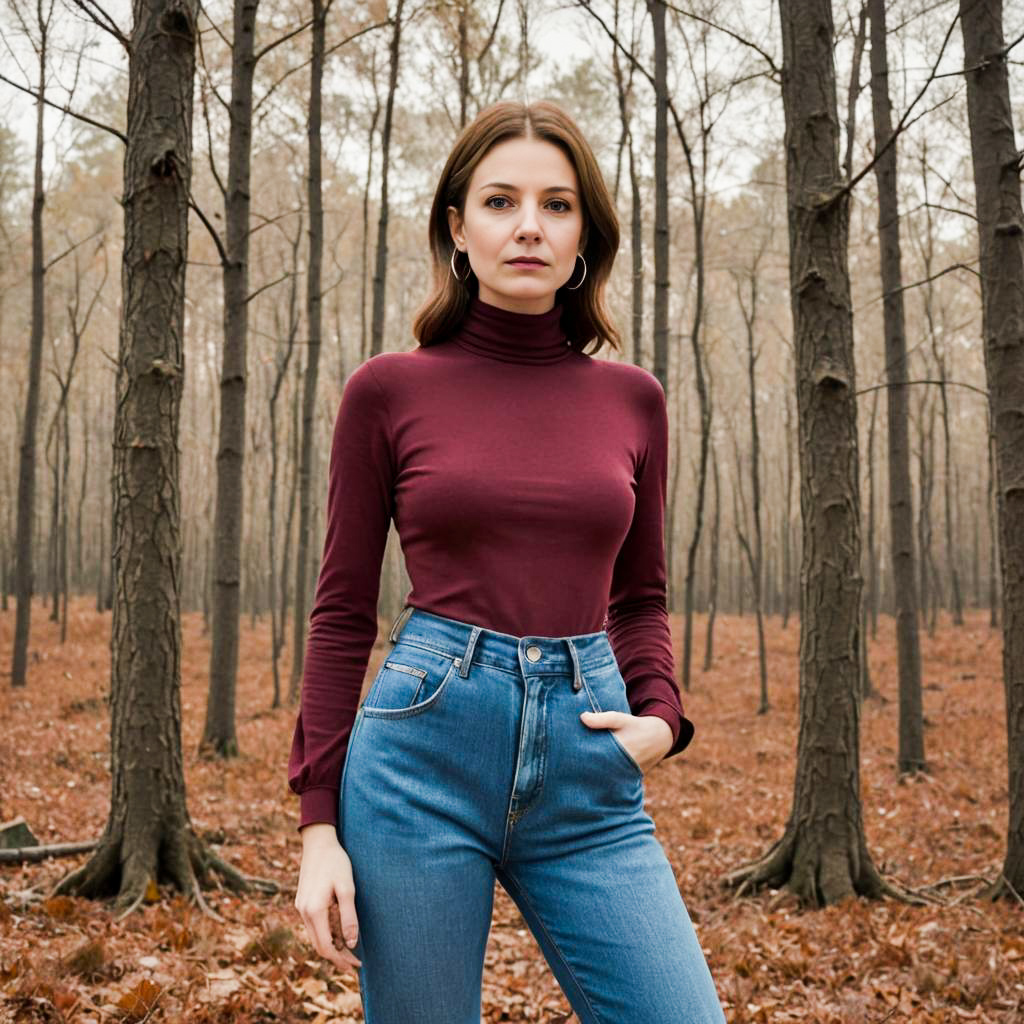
left=50, top=823, right=279, bottom=919
left=983, top=873, right=1024, bottom=906
left=722, top=826, right=929, bottom=907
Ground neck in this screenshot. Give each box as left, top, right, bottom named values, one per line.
left=453, top=293, right=573, bottom=365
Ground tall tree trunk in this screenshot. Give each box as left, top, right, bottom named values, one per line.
left=725, top=0, right=892, bottom=906
left=609, top=1, right=644, bottom=368
left=781, top=387, right=794, bottom=628
left=54, top=0, right=264, bottom=909
left=11, top=5, right=50, bottom=687
left=269, top=220, right=301, bottom=709
left=360, top=92, right=380, bottom=365
left=916, top=394, right=934, bottom=632
left=865, top=388, right=879, bottom=641
left=369, top=0, right=404, bottom=358
left=204, top=0, right=260, bottom=757
left=76, top=400, right=88, bottom=594
left=959, top=0, right=1024, bottom=901
left=647, top=0, right=669, bottom=387
left=290, top=0, right=328, bottom=700
left=702, top=439, right=720, bottom=671
left=862, top=388, right=878, bottom=699
left=988, top=421, right=1000, bottom=627
left=869, top=0, right=924, bottom=768
left=917, top=142, right=965, bottom=628
left=735, top=266, right=768, bottom=712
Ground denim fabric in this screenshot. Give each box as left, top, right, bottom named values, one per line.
left=336, top=606, right=726, bottom=1024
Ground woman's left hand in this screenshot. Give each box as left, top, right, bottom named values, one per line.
left=579, top=711, right=674, bottom=775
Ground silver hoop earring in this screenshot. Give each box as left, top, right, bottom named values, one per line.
left=564, top=253, right=587, bottom=291
left=450, top=247, right=470, bottom=282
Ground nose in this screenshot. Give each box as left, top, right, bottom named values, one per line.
left=515, top=200, right=542, bottom=242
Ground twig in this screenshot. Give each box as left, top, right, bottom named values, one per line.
left=0, top=70, right=126, bottom=143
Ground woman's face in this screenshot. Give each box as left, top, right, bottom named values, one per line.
left=447, top=136, right=584, bottom=314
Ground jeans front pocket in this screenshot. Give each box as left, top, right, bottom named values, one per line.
left=362, top=642, right=461, bottom=720
left=582, top=662, right=646, bottom=781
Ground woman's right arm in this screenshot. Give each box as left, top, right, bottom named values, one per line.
left=287, top=357, right=397, bottom=967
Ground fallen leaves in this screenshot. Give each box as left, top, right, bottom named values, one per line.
left=0, top=601, right=1019, bottom=1021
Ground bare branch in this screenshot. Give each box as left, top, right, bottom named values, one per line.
left=43, top=222, right=106, bottom=272
left=661, top=0, right=781, bottom=81
left=254, top=18, right=391, bottom=115
left=855, top=379, right=988, bottom=400
left=837, top=8, right=961, bottom=200
left=245, top=271, right=292, bottom=305
left=189, top=196, right=228, bottom=265
left=63, top=0, right=130, bottom=50
left=254, top=17, right=314, bottom=62
left=0, top=70, right=126, bottom=143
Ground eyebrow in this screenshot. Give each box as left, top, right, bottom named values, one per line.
left=478, top=182, right=578, bottom=196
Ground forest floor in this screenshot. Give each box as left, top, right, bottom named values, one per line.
left=0, top=597, right=1016, bottom=1023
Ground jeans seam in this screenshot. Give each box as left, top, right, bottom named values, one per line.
left=499, top=867, right=607, bottom=1024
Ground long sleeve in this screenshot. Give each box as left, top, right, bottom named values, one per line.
left=605, top=376, right=695, bottom=760
left=287, top=358, right=396, bottom=832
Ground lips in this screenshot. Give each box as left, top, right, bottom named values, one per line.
left=507, top=258, right=546, bottom=265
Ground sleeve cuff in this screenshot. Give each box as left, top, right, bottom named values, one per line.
left=297, top=787, right=339, bottom=833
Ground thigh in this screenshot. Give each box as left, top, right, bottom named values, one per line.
left=350, top=839, right=496, bottom=1024
left=496, top=832, right=725, bottom=1024
left=338, top=650, right=502, bottom=1024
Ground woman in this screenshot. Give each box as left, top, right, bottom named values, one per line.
left=290, top=99, right=725, bottom=1024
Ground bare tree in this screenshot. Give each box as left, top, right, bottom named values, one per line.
left=53, top=0, right=271, bottom=909
left=958, top=0, right=1024, bottom=902
left=868, top=0, right=925, bottom=769
left=289, top=0, right=332, bottom=699
left=9, top=0, right=55, bottom=687
left=731, top=234, right=769, bottom=713
left=725, top=0, right=896, bottom=906
left=368, top=0, right=404, bottom=358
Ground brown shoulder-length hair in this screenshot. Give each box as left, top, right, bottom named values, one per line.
left=411, top=100, right=621, bottom=355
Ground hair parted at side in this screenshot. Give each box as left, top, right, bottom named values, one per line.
left=411, top=99, right=621, bottom=355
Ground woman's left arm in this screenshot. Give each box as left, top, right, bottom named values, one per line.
left=602, top=371, right=695, bottom=768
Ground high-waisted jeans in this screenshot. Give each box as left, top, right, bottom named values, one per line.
left=336, top=606, right=726, bottom=1024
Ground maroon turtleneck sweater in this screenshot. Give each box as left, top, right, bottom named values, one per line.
left=288, top=295, right=695, bottom=831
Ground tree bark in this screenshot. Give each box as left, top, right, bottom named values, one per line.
left=868, top=0, right=924, bottom=767
left=734, top=264, right=768, bottom=712
left=702, top=439, right=720, bottom=671
left=53, top=0, right=271, bottom=910
left=290, top=0, right=328, bottom=699
left=958, top=0, right=1024, bottom=901
left=204, top=0, right=260, bottom=757
left=11, top=2, right=50, bottom=688
left=269, top=219, right=301, bottom=709
left=369, top=0, right=404, bottom=358
left=725, top=0, right=892, bottom=906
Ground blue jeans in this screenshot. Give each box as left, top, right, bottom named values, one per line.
left=336, top=606, right=726, bottom=1024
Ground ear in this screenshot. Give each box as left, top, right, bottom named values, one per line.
left=446, top=205, right=464, bottom=251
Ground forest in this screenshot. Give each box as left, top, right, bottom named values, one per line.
left=1, top=0, right=1023, bottom=1020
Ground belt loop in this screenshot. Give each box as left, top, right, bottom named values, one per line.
left=565, top=638, right=583, bottom=692
left=388, top=604, right=414, bottom=645
left=459, top=625, right=481, bottom=677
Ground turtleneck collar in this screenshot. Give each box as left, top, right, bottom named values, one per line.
left=452, top=293, right=573, bottom=365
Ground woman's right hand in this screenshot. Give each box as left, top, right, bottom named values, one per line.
left=294, top=823, right=362, bottom=971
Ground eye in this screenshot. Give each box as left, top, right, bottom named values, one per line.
left=486, top=196, right=512, bottom=209
left=548, top=199, right=571, bottom=213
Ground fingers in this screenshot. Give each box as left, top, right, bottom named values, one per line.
left=304, top=904, right=351, bottom=971
left=579, top=710, right=629, bottom=728
left=296, top=892, right=361, bottom=971
left=336, top=882, right=361, bottom=957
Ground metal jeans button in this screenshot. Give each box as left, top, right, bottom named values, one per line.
left=525, top=644, right=542, bottom=662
